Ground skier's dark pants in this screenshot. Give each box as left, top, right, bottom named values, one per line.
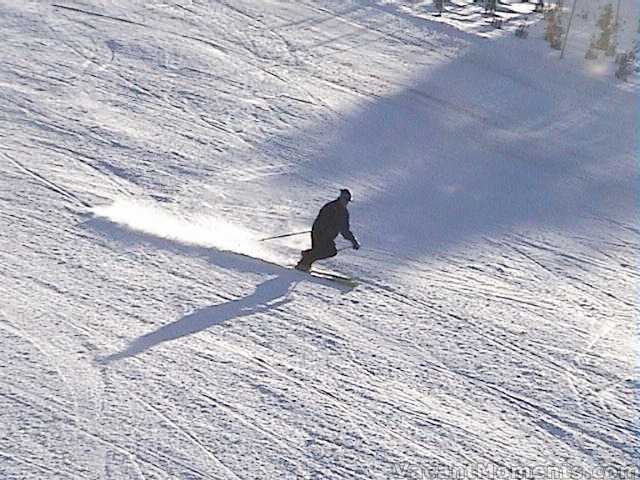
left=304, top=230, right=337, bottom=262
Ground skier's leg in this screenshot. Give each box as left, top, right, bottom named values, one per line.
left=302, top=230, right=315, bottom=256
left=296, top=237, right=336, bottom=271
left=308, top=240, right=337, bottom=263
left=296, top=231, right=317, bottom=271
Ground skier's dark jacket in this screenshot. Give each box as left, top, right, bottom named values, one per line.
left=312, top=199, right=356, bottom=243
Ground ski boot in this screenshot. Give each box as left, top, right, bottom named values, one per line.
left=295, top=251, right=313, bottom=272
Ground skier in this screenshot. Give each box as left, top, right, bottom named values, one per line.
left=295, top=189, right=360, bottom=272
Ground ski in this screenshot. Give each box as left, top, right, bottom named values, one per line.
left=308, top=269, right=359, bottom=287
left=219, top=250, right=358, bottom=287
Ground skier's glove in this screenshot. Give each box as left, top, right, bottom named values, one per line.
left=352, top=240, right=360, bottom=250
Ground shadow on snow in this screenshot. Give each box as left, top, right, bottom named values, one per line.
left=86, top=217, right=351, bottom=363
left=98, top=274, right=298, bottom=363
left=268, top=36, right=637, bottom=255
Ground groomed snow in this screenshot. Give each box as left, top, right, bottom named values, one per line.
left=0, top=1, right=637, bottom=479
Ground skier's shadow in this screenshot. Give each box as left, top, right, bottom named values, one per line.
left=87, top=217, right=351, bottom=364
left=99, top=273, right=303, bottom=363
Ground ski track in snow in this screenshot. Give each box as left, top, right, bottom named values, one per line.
left=0, top=0, right=637, bottom=479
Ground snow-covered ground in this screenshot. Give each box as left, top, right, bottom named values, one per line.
left=1, top=1, right=637, bottom=479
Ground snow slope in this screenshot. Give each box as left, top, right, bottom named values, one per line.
left=0, top=1, right=637, bottom=479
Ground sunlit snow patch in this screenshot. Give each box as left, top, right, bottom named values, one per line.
left=583, top=60, right=611, bottom=79
left=92, top=198, right=277, bottom=261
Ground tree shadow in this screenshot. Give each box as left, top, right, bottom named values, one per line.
left=267, top=35, right=637, bottom=256
left=84, top=217, right=352, bottom=363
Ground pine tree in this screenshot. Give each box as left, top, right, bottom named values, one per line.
left=545, top=7, right=563, bottom=50
left=585, top=35, right=598, bottom=59
left=595, top=4, right=614, bottom=52
left=484, top=0, right=497, bottom=15
left=615, top=48, right=636, bottom=81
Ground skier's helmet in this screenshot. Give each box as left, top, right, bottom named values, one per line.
left=339, top=189, right=352, bottom=202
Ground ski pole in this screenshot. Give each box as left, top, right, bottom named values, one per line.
left=259, top=230, right=311, bottom=242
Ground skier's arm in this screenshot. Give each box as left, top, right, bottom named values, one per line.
left=341, top=227, right=356, bottom=243
left=340, top=212, right=360, bottom=249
